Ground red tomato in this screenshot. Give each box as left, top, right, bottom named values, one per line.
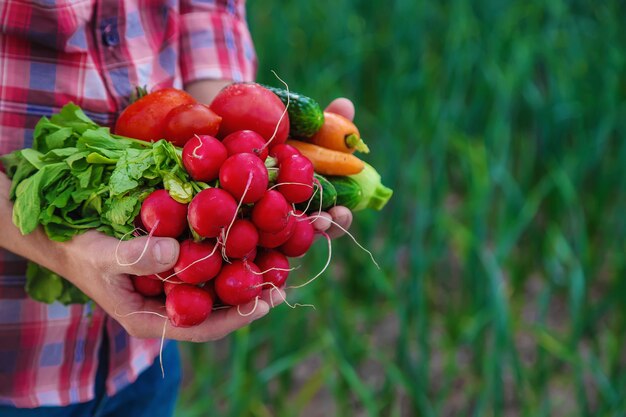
left=114, top=88, right=196, bottom=141
left=162, top=103, right=223, bottom=147
left=209, top=83, right=290, bottom=146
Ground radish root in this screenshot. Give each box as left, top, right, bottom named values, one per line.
left=112, top=304, right=169, bottom=377
left=311, top=177, right=324, bottom=216
left=261, top=71, right=290, bottom=150
left=267, top=181, right=314, bottom=192
left=237, top=296, right=260, bottom=317
left=220, top=172, right=253, bottom=262
left=307, top=215, right=380, bottom=269
left=114, top=310, right=168, bottom=319
left=257, top=282, right=316, bottom=309
left=155, top=271, right=182, bottom=284
left=159, top=319, right=167, bottom=378
left=286, top=232, right=332, bottom=289
left=115, top=221, right=158, bottom=267
left=191, top=134, right=205, bottom=158
left=249, top=265, right=300, bottom=275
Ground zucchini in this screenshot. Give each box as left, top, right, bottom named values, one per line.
left=263, top=85, right=324, bottom=138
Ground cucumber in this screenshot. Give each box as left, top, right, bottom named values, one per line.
left=263, top=85, right=324, bottom=138
left=329, top=176, right=363, bottom=210
left=328, top=162, right=393, bottom=212
left=296, top=174, right=337, bottom=212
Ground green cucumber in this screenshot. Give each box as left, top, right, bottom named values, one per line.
left=313, top=174, right=337, bottom=210
left=263, top=85, right=324, bottom=138
left=329, top=176, right=363, bottom=210
left=329, top=162, right=393, bottom=212
left=296, top=174, right=337, bottom=212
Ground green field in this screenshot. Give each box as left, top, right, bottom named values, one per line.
left=176, top=1, right=626, bottom=416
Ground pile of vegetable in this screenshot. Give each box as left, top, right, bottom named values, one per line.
left=0, top=82, right=392, bottom=327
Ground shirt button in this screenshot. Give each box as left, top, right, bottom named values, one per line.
left=101, top=21, right=120, bottom=47
left=103, top=32, right=119, bottom=46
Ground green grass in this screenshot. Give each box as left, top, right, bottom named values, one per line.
left=176, top=1, right=626, bottom=416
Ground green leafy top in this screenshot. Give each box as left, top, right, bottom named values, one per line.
left=0, top=103, right=200, bottom=305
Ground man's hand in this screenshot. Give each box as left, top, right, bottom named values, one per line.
left=58, top=231, right=284, bottom=342
left=1, top=171, right=281, bottom=342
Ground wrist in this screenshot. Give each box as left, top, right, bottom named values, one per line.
left=184, top=79, right=233, bottom=104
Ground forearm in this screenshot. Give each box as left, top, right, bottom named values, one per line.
left=0, top=171, right=69, bottom=273
left=184, top=79, right=233, bottom=104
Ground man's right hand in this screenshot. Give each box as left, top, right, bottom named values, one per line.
left=1, top=171, right=284, bottom=342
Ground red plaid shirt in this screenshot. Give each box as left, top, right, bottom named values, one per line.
left=0, top=0, right=256, bottom=407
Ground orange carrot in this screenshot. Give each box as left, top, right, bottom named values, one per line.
left=307, top=112, right=370, bottom=154
left=286, top=139, right=365, bottom=176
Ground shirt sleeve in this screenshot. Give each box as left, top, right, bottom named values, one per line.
left=179, top=0, right=257, bottom=84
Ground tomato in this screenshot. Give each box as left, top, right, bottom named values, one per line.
left=114, top=88, right=196, bottom=141
left=209, top=83, right=290, bottom=146
left=162, top=103, right=222, bottom=147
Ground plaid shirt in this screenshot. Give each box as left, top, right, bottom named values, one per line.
left=0, top=0, right=256, bottom=407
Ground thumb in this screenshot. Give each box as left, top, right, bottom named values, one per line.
left=109, top=236, right=179, bottom=276
left=325, top=98, right=355, bottom=121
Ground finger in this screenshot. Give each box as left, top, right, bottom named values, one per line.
left=165, top=299, right=270, bottom=342
left=107, top=235, right=180, bottom=276
left=310, top=211, right=332, bottom=233
left=326, top=206, right=353, bottom=239
left=116, top=294, right=277, bottom=341
left=325, top=98, right=355, bottom=121
left=260, top=287, right=287, bottom=308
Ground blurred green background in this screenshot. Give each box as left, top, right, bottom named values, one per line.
left=177, top=1, right=626, bottom=416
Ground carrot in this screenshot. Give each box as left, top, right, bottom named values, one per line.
left=286, top=139, right=365, bottom=176
left=307, top=111, right=369, bottom=154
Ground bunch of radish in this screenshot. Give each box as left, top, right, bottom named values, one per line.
left=127, top=83, right=321, bottom=328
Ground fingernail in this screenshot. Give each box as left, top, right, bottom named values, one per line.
left=271, top=289, right=286, bottom=306
left=252, top=302, right=270, bottom=320
left=153, top=240, right=177, bottom=265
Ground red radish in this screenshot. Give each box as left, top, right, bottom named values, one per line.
left=257, top=214, right=296, bottom=248
left=244, top=247, right=257, bottom=262
left=219, top=153, right=269, bottom=203
left=280, top=213, right=316, bottom=257
left=182, top=135, right=228, bottom=182
left=155, top=268, right=175, bottom=281
left=166, top=284, right=213, bottom=327
left=214, top=260, right=263, bottom=306
left=251, top=190, right=291, bottom=233
left=132, top=274, right=164, bottom=297
left=222, top=130, right=269, bottom=161
left=255, top=249, right=290, bottom=287
left=132, top=214, right=145, bottom=236
left=224, top=219, right=259, bottom=259
left=140, top=189, right=188, bottom=238
left=203, top=280, right=219, bottom=305
left=209, top=83, right=290, bottom=145
left=277, top=154, right=315, bottom=203
left=163, top=275, right=183, bottom=295
left=162, top=103, right=222, bottom=147
left=188, top=188, right=238, bottom=238
left=173, top=239, right=222, bottom=284
left=270, top=143, right=301, bottom=162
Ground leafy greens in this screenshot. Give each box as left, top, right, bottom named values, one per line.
left=0, top=103, right=198, bottom=304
